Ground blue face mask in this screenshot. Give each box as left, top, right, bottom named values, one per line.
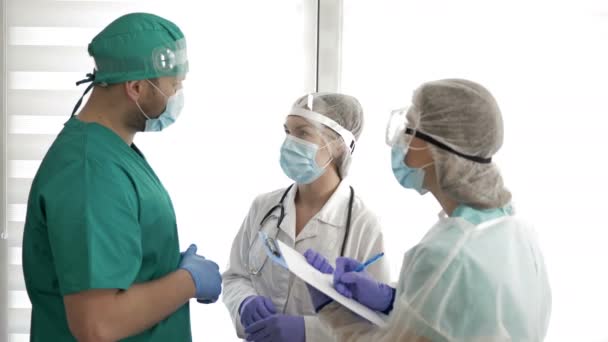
left=391, top=146, right=428, bottom=195
left=280, top=135, right=329, bottom=184
left=136, top=81, right=185, bottom=132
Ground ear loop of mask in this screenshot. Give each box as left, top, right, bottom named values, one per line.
left=316, top=133, right=336, bottom=170
left=146, top=79, right=170, bottom=98
left=135, top=80, right=169, bottom=120
left=405, top=144, right=434, bottom=169
left=135, top=101, right=151, bottom=120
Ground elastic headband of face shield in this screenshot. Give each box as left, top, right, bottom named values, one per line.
left=289, top=107, right=357, bottom=154
left=386, top=107, right=492, bottom=164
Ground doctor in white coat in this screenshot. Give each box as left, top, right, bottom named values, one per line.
left=222, top=92, right=390, bottom=342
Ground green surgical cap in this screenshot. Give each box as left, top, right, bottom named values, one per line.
left=88, top=12, right=188, bottom=85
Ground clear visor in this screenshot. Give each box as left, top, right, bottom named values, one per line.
left=284, top=114, right=336, bottom=147
left=386, top=106, right=417, bottom=148
left=289, top=106, right=356, bottom=154
left=151, top=38, right=188, bottom=74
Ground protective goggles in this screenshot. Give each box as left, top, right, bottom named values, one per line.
left=385, top=106, right=492, bottom=164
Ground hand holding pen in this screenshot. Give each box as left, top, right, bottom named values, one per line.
left=334, top=253, right=395, bottom=313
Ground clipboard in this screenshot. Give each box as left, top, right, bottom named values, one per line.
left=259, top=232, right=389, bottom=327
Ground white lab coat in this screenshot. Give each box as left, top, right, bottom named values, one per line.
left=222, top=181, right=391, bottom=341
left=317, top=209, right=552, bottom=342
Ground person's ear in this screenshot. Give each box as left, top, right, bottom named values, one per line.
left=124, top=80, right=145, bottom=102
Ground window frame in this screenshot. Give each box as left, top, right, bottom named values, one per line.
left=1, top=0, right=10, bottom=339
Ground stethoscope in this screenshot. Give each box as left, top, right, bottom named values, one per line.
left=248, top=183, right=355, bottom=276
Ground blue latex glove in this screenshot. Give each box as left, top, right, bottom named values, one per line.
left=178, top=244, right=222, bottom=303
left=334, top=256, right=396, bottom=313
left=245, top=314, right=305, bottom=342
left=303, top=249, right=334, bottom=311
left=239, top=295, right=277, bottom=328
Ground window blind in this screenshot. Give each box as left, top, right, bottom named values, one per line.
left=2, top=2, right=152, bottom=340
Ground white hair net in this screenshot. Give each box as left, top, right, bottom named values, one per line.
left=292, top=92, right=364, bottom=178
left=409, top=79, right=511, bottom=208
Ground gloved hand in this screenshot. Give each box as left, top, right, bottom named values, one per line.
left=303, top=249, right=334, bottom=311
left=239, top=295, right=277, bottom=328
left=245, top=314, right=305, bottom=342
left=334, top=257, right=396, bottom=313
left=178, top=244, right=222, bottom=303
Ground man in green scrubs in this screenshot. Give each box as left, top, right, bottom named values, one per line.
left=21, top=13, right=222, bottom=341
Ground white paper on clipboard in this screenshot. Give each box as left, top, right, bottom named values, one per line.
left=262, top=235, right=389, bottom=327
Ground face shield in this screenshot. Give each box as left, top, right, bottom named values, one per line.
left=288, top=94, right=356, bottom=155
left=90, top=38, right=188, bottom=86
left=74, top=12, right=189, bottom=115
left=281, top=94, right=359, bottom=182
left=150, top=38, right=189, bottom=78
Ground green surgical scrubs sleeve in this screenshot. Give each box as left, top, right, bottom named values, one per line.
left=45, top=158, right=142, bottom=295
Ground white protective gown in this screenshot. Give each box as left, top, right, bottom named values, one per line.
left=319, top=206, right=551, bottom=342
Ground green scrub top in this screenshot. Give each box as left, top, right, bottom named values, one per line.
left=22, top=117, right=191, bottom=341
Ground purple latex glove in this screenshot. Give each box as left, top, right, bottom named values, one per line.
left=239, top=295, right=277, bottom=328
left=334, top=257, right=396, bottom=313
left=245, top=315, right=305, bottom=342
left=303, top=249, right=334, bottom=311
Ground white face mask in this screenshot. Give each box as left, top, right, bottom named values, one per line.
left=135, top=80, right=185, bottom=132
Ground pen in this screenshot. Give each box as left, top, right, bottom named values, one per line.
left=353, top=252, right=384, bottom=272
